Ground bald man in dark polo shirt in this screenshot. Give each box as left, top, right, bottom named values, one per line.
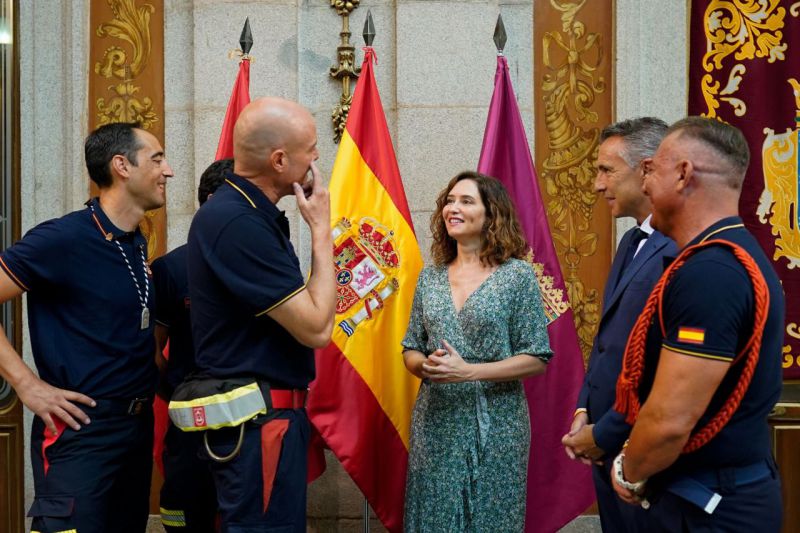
left=187, top=97, right=335, bottom=531
left=0, top=122, right=174, bottom=532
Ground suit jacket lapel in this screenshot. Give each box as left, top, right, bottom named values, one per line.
left=603, top=227, right=635, bottom=311
left=602, top=231, right=669, bottom=317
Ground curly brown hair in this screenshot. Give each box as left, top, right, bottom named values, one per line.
left=430, top=171, right=528, bottom=266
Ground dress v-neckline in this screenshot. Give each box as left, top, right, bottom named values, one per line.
left=446, top=262, right=502, bottom=315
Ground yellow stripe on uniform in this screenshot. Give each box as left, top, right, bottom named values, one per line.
left=225, top=178, right=256, bottom=208
left=169, top=381, right=261, bottom=409
left=255, top=283, right=307, bottom=316
left=161, top=507, right=187, bottom=527
left=665, top=344, right=733, bottom=362
left=0, top=257, right=29, bottom=291
left=700, top=224, right=745, bottom=242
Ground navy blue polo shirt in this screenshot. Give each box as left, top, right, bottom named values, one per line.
left=151, top=244, right=196, bottom=390
left=186, top=173, right=314, bottom=388
left=639, top=217, right=784, bottom=472
left=0, top=198, right=157, bottom=398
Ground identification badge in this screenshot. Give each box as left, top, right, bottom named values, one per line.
left=141, top=307, right=150, bottom=330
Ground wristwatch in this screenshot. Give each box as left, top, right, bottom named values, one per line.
left=613, top=452, right=647, bottom=493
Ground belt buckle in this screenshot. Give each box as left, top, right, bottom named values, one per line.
left=127, top=397, right=147, bottom=415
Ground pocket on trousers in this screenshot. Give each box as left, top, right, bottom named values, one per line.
left=260, top=418, right=290, bottom=514
left=27, top=495, right=75, bottom=518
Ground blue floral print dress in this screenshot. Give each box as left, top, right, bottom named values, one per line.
left=402, top=259, right=552, bottom=533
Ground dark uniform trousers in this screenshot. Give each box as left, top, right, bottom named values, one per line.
left=28, top=399, right=154, bottom=533
left=160, top=422, right=218, bottom=532
left=203, top=408, right=310, bottom=533
left=645, top=458, right=782, bottom=532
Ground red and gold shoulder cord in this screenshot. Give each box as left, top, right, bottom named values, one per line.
left=614, top=238, right=770, bottom=453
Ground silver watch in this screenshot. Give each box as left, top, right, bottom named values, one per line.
left=613, top=452, right=647, bottom=493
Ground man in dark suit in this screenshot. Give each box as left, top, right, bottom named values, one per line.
left=562, top=117, right=676, bottom=532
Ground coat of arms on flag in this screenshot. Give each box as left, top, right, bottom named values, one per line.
left=333, top=216, right=400, bottom=337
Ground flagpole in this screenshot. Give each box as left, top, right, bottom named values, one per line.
left=361, top=11, right=376, bottom=533
left=214, top=18, right=252, bottom=161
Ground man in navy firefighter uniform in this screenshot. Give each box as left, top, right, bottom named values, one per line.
left=0, top=122, right=174, bottom=532
left=186, top=97, right=335, bottom=531
left=562, top=117, right=676, bottom=532
left=154, top=158, right=231, bottom=531
left=611, top=117, right=784, bottom=531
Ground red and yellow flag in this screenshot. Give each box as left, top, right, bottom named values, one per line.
left=307, top=48, right=422, bottom=533
left=215, top=57, right=251, bottom=160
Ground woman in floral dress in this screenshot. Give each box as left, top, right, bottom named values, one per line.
left=402, top=171, right=553, bottom=533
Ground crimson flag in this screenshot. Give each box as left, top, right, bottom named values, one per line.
left=478, top=54, right=595, bottom=532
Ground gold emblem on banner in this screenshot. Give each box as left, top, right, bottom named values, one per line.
left=700, top=1, right=797, bottom=119
left=757, top=81, right=800, bottom=271
left=699, top=2, right=800, bottom=371
left=540, top=0, right=605, bottom=356
left=785, top=323, right=800, bottom=368
left=757, top=81, right=800, bottom=370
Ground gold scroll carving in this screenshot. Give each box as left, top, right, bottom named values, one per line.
left=699, top=2, right=800, bottom=369
left=699, top=0, right=795, bottom=120
left=534, top=0, right=613, bottom=362
left=89, top=0, right=166, bottom=261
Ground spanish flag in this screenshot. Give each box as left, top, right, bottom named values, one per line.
left=307, top=47, right=422, bottom=532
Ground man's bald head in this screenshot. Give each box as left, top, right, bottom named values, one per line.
left=666, top=117, right=750, bottom=191
left=233, top=97, right=316, bottom=176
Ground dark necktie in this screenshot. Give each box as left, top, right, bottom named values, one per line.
left=621, top=227, right=648, bottom=272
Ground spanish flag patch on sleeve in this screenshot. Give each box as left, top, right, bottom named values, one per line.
left=677, top=326, right=706, bottom=345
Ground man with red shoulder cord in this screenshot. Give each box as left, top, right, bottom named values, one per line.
left=611, top=117, right=784, bottom=531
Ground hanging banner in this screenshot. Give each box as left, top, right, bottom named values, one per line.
left=687, top=1, right=800, bottom=379
left=534, top=0, right=614, bottom=364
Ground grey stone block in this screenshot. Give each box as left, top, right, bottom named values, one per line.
left=193, top=3, right=298, bottom=107
left=558, top=514, right=602, bottom=533
left=396, top=2, right=498, bottom=107
left=396, top=106, right=486, bottom=212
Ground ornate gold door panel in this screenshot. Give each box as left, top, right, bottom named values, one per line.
left=534, top=0, right=614, bottom=364
left=89, top=0, right=166, bottom=261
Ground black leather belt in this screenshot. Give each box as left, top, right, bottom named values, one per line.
left=92, top=397, right=152, bottom=416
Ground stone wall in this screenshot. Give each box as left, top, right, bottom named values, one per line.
left=18, top=0, right=688, bottom=528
